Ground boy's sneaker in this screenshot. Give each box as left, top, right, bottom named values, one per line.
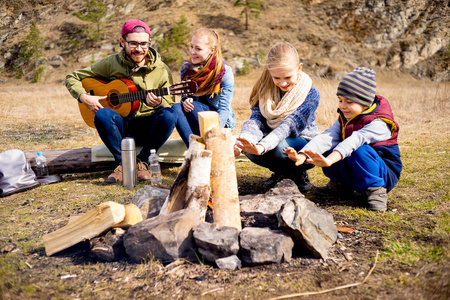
left=366, top=187, right=388, bottom=212
left=264, top=172, right=285, bottom=189
left=291, top=170, right=311, bottom=194
left=137, top=161, right=151, bottom=181
left=106, top=165, right=122, bottom=183
left=316, top=180, right=353, bottom=195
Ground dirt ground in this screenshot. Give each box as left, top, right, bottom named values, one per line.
left=0, top=120, right=449, bottom=299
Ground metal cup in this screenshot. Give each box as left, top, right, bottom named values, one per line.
left=121, top=137, right=136, bottom=188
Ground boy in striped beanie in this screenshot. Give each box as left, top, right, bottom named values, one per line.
left=285, top=67, right=402, bottom=211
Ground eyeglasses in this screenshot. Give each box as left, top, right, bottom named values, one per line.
left=125, top=40, right=150, bottom=49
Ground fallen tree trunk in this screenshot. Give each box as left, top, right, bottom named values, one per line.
left=25, top=148, right=115, bottom=175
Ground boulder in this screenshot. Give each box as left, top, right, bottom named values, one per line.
left=239, top=227, right=294, bottom=265
left=123, top=208, right=202, bottom=263
left=239, top=179, right=303, bottom=229
left=240, top=179, right=302, bottom=214
left=277, top=198, right=338, bottom=259
left=192, top=222, right=240, bottom=263
left=131, top=185, right=170, bottom=219
left=215, top=255, right=242, bottom=270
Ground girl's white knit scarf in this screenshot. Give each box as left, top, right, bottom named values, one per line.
left=259, top=71, right=312, bottom=129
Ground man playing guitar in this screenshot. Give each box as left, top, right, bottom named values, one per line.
left=65, top=19, right=177, bottom=183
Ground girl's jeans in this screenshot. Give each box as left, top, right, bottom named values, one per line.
left=173, top=101, right=216, bottom=147
left=245, top=136, right=314, bottom=176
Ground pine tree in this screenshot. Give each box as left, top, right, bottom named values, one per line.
left=74, top=0, right=108, bottom=41
left=19, top=21, right=44, bottom=64
left=18, top=21, right=45, bottom=82
left=157, top=15, right=190, bottom=70
left=234, top=0, right=262, bottom=30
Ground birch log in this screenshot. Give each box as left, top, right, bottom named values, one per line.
left=185, top=149, right=212, bottom=220
left=206, top=127, right=242, bottom=230
left=163, top=135, right=206, bottom=214
left=198, top=111, right=220, bottom=143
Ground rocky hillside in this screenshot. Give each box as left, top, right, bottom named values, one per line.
left=0, top=0, right=448, bottom=83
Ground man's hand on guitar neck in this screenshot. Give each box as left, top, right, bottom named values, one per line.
left=146, top=92, right=162, bottom=107
left=79, top=93, right=106, bottom=114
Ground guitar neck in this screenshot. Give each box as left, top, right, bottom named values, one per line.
left=116, top=87, right=170, bottom=104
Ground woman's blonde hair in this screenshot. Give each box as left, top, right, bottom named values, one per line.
left=190, top=28, right=224, bottom=96
left=249, top=42, right=300, bottom=107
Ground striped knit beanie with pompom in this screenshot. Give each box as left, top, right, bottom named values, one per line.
left=337, top=67, right=377, bottom=107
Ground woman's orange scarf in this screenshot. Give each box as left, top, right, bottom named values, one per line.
left=180, top=56, right=226, bottom=96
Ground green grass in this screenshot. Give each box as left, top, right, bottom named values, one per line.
left=381, top=238, right=447, bottom=265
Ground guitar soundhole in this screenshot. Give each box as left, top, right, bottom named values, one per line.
left=109, top=93, right=120, bottom=106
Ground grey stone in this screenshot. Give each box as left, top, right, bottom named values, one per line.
left=0, top=33, right=8, bottom=47
left=50, top=55, right=63, bottom=68
left=81, top=52, right=105, bottom=64
left=123, top=208, right=202, bottom=263
left=131, top=185, right=170, bottom=219
left=240, top=179, right=304, bottom=229
left=277, top=198, right=338, bottom=259
left=100, top=43, right=115, bottom=52
left=239, top=227, right=294, bottom=266
left=215, top=255, right=242, bottom=270
left=240, top=179, right=301, bottom=215
left=192, top=222, right=240, bottom=263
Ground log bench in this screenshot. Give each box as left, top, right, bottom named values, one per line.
left=24, top=140, right=188, bottom=175
left=24, top=139, right=248, bottom=175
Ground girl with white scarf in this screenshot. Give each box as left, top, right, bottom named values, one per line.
left=234, top=42, right=320, bottom=193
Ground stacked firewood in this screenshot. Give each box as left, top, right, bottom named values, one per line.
left=42, top=111, right=242, bottom=259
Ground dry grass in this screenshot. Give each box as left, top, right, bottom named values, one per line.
left=1, top=69, right=448, bottom=144
left=0, top=70, right=449, bottom=300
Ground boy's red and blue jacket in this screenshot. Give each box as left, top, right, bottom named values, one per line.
left=338, top=95, right=402, bottom=179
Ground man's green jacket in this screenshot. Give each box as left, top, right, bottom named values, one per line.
left=65, top=47, right=175, bottom=118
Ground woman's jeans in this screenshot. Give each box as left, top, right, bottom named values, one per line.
left=322, top=144, right=398, bottom=193
left=173, top=101, right=216, bottom=147
left=245, top=136, right=314, bottom=176
left=94, top=107, right=177, bottom=165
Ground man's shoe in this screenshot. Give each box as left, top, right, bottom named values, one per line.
left=366, top=187, right=388, bottom=212
left=106, top=165, right=122, bottom=183
left=291, top=170, right=311, bottom=194
left=316, top=180, right=353, bottom=195
left=137, top=161, right=151, bottom=181
left=264, top=172, right=285, bottom=189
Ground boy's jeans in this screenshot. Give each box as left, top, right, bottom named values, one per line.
left=322, top=145, right=399, bottom=193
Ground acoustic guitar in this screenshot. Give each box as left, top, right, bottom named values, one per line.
left=79, top=77, right=198, bottom=128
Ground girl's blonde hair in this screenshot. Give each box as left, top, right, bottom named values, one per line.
left=190, top=28, right=224, bottom=96
left=249, top=42, right=300, bottom=107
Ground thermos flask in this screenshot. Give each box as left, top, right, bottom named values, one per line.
left=121, top=137, right=136, bottom=188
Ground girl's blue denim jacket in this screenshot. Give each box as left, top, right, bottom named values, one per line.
left=181, top=63, right=235, bottom=129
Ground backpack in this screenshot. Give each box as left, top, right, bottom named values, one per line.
left=0, top=149, right=40, bottom=197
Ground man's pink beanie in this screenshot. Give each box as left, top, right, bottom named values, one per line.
left=121, top=19, right=151, bottom=37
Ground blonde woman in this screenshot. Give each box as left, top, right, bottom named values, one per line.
left=173, top=28, right=235, bottom=147
left=235, top=42, right=320, bottom=193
